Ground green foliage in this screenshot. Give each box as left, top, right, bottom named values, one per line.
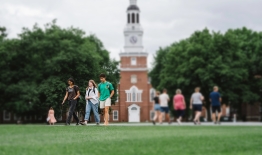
left=150, top=28, right=262, bottom=110
left=0, top=21, right=120, bottom=117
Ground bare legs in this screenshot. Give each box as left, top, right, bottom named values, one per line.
left=194, top=111, right=202, bottom=124
left=212, top=112, right=222, bottom=123
left=104, top=106, right=109, bottom=126
left=159, top=113, right=170, bottom=124
left=153, top=111, right=161, bottom=123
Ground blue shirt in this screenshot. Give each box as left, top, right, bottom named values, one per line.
left=210, top=92, right=221, bottom=106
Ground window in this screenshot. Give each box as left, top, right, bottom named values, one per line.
left=38, top=116, right=43, bottom=120
left=113, top=110, right=119, bottom=121
left=150, top=110, right=155, bottom=120
left=128, top=14, right=130, bottom=23
left=137, top=14, right=139, bottom=23
left=131, top=57, right=136, bottom=66
left=3, top=111, right=11, bottom=121
left=116, top=89, right=119, bottom=102
left=131, top=107, right=137, bottom=110
left=132, top=13, right=135, bottom=23
left=125, top=86, right=143, bottom=102
left=149, top=88, right=155, bottom=102
left=131, top=75, right=137, bottom=84
left=14, top=114, right=17, bottom=120
left=24, top=115, right=32, bottom=121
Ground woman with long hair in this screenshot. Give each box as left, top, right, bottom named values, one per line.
left=152, top=91, right=161, bottom=125
left=80, top=80, right=100, bottom=125
left=48, top=107, right=57, bottom=125
left=62, top=78, right=80, bottom=125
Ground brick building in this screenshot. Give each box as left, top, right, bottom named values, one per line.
left=110, top=0, right=154, bottom=122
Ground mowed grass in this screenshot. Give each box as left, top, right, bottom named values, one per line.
left=0, top=125, right=261, bottom=155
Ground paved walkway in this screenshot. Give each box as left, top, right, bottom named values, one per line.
left=56, top=122, right=262, bottom=126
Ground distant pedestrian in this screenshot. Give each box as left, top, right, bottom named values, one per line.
left=173, top=89, right=186, bottom=125
left=98, top=73, right=114, bottom=126
left=80, top=80, right=100, bottom=125
left=190, top=87, right=204, bottom=125
left=62, top=78, right=80, bottom=126
left=47, top=107, right=57, bottom=125
left=159, top=89, right=171, bottom=124
left=210, top=86, right=222, bottom=124
left=152, top=91, right=161, bottom=125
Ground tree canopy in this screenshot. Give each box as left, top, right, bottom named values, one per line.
left=149, top=27, right=262, bottom=117
left=0, top=20, right=120, bottom=118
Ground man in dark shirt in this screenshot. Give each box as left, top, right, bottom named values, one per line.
left=62, top=78, right=80, bottom=125
left=210, top=86, right=222, bottom=124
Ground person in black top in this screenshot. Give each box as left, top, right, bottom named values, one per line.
left=152, top=91, right=161, bottom=125
left=62, top=78, right=80, bottom=125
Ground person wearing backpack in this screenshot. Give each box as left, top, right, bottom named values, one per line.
left=62, top=78, right=80, bottom=125
left=80, top=80, right=100, bottom=125
left=98, top=73, right=114, bottom=126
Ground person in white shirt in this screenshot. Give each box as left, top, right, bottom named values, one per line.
left=190, top=87, right=204, bottom=125
left=159, top=89, right=171, bottom=124
left=80, top=80, right=100, bottom=125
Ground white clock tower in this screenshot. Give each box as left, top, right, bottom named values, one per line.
left=114, top=0, right=153, bottom=123
left=123, top=0, right=145, bottom=53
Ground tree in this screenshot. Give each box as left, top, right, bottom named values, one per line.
left=149, top=27, right=262, bottom=120
left=0, top=21, right=120, bottom=119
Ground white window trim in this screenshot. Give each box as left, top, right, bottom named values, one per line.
left=125, top=86, right=143, bottom=102
left=131, top=75, right=137, bottom=84
left=113, top=110, right=119, bottom=121
left=149, top=88, right=155, bottom=102
left=116, top=89, right=119, bottom=102
left=131, top=57, right=137, bottom=66
left=3, top=110, right=11, bottom=121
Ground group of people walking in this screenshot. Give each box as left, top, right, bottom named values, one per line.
left=47, top=74, right=221, bottom=126
left=47, top=73, right=114, bottom=126
left=152, top=86, right=222, bottom=125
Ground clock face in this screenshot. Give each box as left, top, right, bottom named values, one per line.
left=130, top=36, right=138, bottom=44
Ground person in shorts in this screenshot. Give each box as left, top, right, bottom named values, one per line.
left=152, top=91, right=161, bottom=125
left=210, top=86, right=222, bottom=124
left=98, top=73, right=114, bottom=126
left=173, top=89, right=186, bottom=125
left=159, top=89, right=171, bottom=124
left=190, top=87, right=204, bottom=125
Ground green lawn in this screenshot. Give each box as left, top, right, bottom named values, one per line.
left=0, top=125, right=261, bottom=155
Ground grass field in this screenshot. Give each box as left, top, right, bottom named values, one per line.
left=0, top=125, right=261, bottom=155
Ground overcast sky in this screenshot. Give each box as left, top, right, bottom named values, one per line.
left=1, top=0, right=262, bottom=68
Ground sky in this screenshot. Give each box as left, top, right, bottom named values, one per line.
left=1, top=0, right=262, bottom=68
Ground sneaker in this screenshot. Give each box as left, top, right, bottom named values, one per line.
left=76, top=122, right=80, bottom=126
left=65, top=123, right=70, bottom=126
left=80, top=122, right=86, bottom=125
left=96, top=123, right=100, bottom=126
left=152, top=121, right=156, bottom=125
left=214, top=121, right=217, bottom=125
left=217, top=121, right=221, bottom=125
left=168, top=121, right=172, bottom=125
left=193, top=120, right=197, bottom=125
left=177, top=119, right=181, bottom=125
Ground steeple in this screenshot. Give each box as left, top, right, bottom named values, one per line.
left=130, top=0, right=137, bottom=5
left=127, top=0, right=140, bottom=11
